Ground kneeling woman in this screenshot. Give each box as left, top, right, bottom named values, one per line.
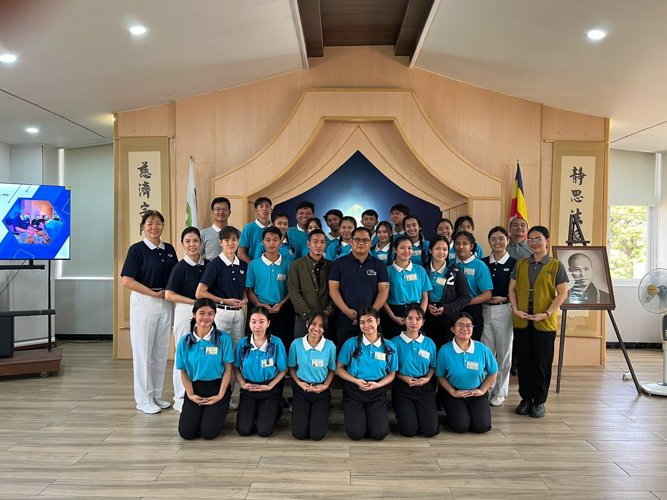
left=392, top=304, right=439, bottom=437
left=177, top=299, right=234, bottom=440
left=436, top=312, right=498, bottom=433
left=233, top=306, right=288, bottom=437
left=336, top=307, right=398, bottom=440
left=288, top=311, right=337, bottom=441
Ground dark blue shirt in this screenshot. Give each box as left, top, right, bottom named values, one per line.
left=481, top=253, right=517, bottom=298
left=199, top=254, right=247, bottom=300
left=166, top=257, right=209, bottom=300
left=329, top=253, right=389, bottom=312
left=121, top=239, right=178, bottom=289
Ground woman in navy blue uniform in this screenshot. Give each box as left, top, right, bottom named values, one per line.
left=121, top=210, right=178, bottom=414
left=325, top=216, right=356, bottom=261
left=336, top=306, right=398, bottom=441
left=392, top=304, right=439, bottom=437
left=424, top=235, right=471, bottom=350
left=403, top=214, right=429, bottom=267
left=165, top=227, right=209, bottom=413
left=436, top=312, right=498, bottom=433
left=370, top=220, right=393, bottom=264
left=288, top=310, right=337, bottom=440
left=234, top=306, right=288, bottom=437
left=176, top=298, right=234, bottom=440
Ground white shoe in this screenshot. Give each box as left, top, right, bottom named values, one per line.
left=154, top=398, right=171, bottom=409
left=229, top=398, right=238, bottom=410
left=489, top=395, right=505, bottom=407
left=136, top=402, right=161, bottom=414
left=173, top=400, right=183, bottom=413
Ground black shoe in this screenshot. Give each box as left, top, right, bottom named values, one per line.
left=529, top=403, right=545, bottom=418
left=515, top=398, right=531, bottom=415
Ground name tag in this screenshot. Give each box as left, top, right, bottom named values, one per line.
left=503, top=268, right=510, bottom=272
left=311, top=359, right=324, bottom=368
left=405, top=273, right=417, bottom=282
left=464, top=268, right=475, bottom=276
left=277, top=274, right=287, bottom=281
left=466, top=361, right=479, bottom=370
left=436, top=277, right=446, bottom=286
left=261, top=358, right=274, bottom=368
left=205, top=346, right=218, bottom=355
left=418, top=349, right=430, bottom=359
left=374, top=352, right=387, bottom=362
left=378, top=254, right=387, bottom=261
left=413, top=249, right=422, bottom=256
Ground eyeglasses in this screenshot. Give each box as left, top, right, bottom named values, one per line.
left=527, top=238, right=546, bottom=244
left=454, top=323, right=474, bottom=330
left=213, top=208, right=229, bottom=213
left=352, top=238, right=371, bottom=245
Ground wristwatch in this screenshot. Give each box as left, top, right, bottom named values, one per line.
left=545, top=311, right=551, bottom=318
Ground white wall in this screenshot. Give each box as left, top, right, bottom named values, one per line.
left=0, top=142, right=9, bottom=180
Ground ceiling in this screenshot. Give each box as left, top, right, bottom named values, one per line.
left=1, top=0, right=666, bottom=152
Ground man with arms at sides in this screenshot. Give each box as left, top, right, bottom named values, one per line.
left=507, top=217, right=531, bottom=260
left=390, top=203, right=410, bottom=238
left=324, top=209, right=343, bottom=248
left=288, top=201, right=315, bottom=258
left=200, top=197, right=231, bottom=260
left=238, top=197, right=272, bottom=264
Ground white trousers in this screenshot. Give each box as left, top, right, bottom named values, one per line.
left=129, top=291, right=174, bottom=405
left=172, top=302, right=194, bottom=405
left=481, top=303, right=514, bottom=398
left=214, top=307, right=246, bottom=392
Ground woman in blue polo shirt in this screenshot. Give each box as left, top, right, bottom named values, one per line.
left=392, top=304, right=439, bottom=437
left=165, top=227, right=209, bottom=413
left=452, top=231, right=492, bottom=342
left=424, top=236, right=471, bottom=351
left=382, top=236, right=432, bottom=340
left=325, top=216, right=356, bottom=261
left=454, top=216, right=484, bottom=258
left=272, top=211, right=298, bottom=262
left=403, top=214, right=429, bottom=267
left=436, top=312, right=498, bottom=433
left=288, top=310, right=336, bottom=441
left=177, top=298, right=234, bottom=440
left=336, top=306, right=397, bottom=441
left=121, top=210, right=178, bottom=414
left=234, top=306, right=288, bottom=437
left=435, top=219, right=457, bottom=261
left=370, top=221, right=393, bottom=264
left=306, top=217, right=323, bottom=233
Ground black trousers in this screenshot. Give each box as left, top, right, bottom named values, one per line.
left=424, top=308, right=454, bottom=351
left=178, top=379, right=231, bottom=440
left=439, top=387, right=492, bottom=433
left=291, top=382, right=331, bottom=441
left=462, top=303, right=484, bottom=341
left=514, top=322, right=556, bottom=404
left=236, top=380, right=284, bottom=437
left=381, top=303, right=408, bottom=340
left=336, top=313, right=360, bottom=350
left=343, top=381, right=389, bottom=441
left=391, top=378, right=440, bottom=437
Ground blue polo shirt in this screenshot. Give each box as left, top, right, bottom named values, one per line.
left=338, top=336, right=398, bottom=381
left=288, top=336, right=337, bottom=384
left=481, top=253, right=517, bottom=298
left=454, top=256, right=493, bottom=298
left=449, top=245, right=484, bottom=263
left=199, top=254, right=247, bottom=300
left=121, top=238, right=178, bottom=289
left=176, top=329, right=234, bottom=382
left=435, top=340, right=498, bottom=390
left=287, top=226, right=310, bottom=258
left=410, top=240, right=429, bottom=267
left=166, top=256, right=209, bottom=300
left=279, top=240, right=299, bottom=263
left=325, top=239, right=351, bottom=261
left=329, top=253, right=390, bottom=312
left=370, top=243, right=391, bottom=264
left=240, top=220, right=270, bottom=261
left=427, top=262, right=454, bottom=303
left=245, top=254, right=290, bottom=305
left=394, top=333, right=437, bottom=378
left=386, top=262, right=432, bottom=305
left=234, top=335, right=287, bottom=383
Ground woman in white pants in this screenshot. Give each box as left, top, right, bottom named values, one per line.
left=165, top=227, right=209, bottom=413
left=480, top=227, right=517, bottom=407
left=121, top=211, right=178, bottom=414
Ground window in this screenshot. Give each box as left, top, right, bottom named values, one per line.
left=608, top=205, right=650, bottom=280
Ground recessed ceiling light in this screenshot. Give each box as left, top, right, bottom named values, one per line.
left=587, top=29, right=606, bottom=40
left=129, top=26, right=147, bottom=35
left=0, top=54, right=17, bottom=63
left=26, top=127, right=39, bottom=134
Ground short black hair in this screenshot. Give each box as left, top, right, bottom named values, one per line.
left=325, top=209, right=343, bottom=220
left=296, top=201, right=315, bottom=213
left=210, top=197, right=230, bottom=211
left=528, top=225, right=550, bottom=240
left=351, top=227, right=372, bottom=239
left=271, top=211, right=290, bottom=223
left=390, top=204, right=411, bottom=217
left=219, top=225, right=241, bottom=240
left=254, top=196, right=272, bottom=208
left=308, top=228, right=326, bottom=241
left=487, top=226, right=509, bottom=240
left=455, top=216, right=475, bottom=231
left=181, top=226, right=201, bottom=242
left=262, top=226, right=282, bottom=239
left=362, top=209, right=378, bottom=219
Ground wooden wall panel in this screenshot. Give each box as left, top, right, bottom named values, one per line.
left=117, top=103, right=175, bottom=137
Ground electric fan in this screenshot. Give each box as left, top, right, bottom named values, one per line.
left=637, top=269, right=667, bottom=396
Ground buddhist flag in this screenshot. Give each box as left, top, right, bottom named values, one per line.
left=509, top=160, right=529, bottom=226
left=185, top=156, right=199, bottom=229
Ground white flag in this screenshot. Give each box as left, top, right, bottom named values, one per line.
left=185, top=156, right=199, bottom=229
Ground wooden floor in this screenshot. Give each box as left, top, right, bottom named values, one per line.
left=1, top=343, right=667, bottom=499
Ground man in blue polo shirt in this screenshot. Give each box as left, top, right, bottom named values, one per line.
left=287, top=200, right=315, bottom=258
left=238, top=197, right=273, bottom=264
left=329, top=227, right=389, bottom=349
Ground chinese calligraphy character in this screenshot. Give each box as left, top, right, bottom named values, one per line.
left=138, top=181, right=151, bottom=199
left=570, top=208, right=584, bottom=225
left=570, top=167, right=587, bottom=186
left=571, top=189, right=583, bottom=203
left=139, top=201, right=150, bottom=218
left=137, top=162, right=152, bottom=179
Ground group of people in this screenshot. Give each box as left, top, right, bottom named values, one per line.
left=121, top=196, right=569, bottom=441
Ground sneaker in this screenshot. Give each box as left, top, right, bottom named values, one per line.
left=529, top=403, right=545, bottom=418
left=154, top=398, right=171, bottom=409
left=173, top=400, right=183, bottom=413
left=229, top=398, right=239, bottom=410
left=489, top=395, right=505, bottom=407
left=515, top=398, right=531, bottom=415
left=136, top=402, right=161, bottom=414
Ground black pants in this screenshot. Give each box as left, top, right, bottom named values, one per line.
left=236, top=380, right=284, bottom=437
left=342, top=381, right=389, bottom=441
left=514, top=322, right=556, bottom=404
left=178, top=379, right=231, bottom=440
left=251, top=301, right=294, bottom=347
left=291, top=382, right=331, bottom=441
left=424, top=308, right=454, bottom=351
left=336, top=313, right=360, bottom=351
left=439, top=387, right=492, bottom=433
left=462, top=303, right=484, bottom=341
left=391, top=378, right=440, bottom=437
left=381, top=304, right=408, bottom=340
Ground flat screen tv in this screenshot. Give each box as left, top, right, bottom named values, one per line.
left=0, top=183, right=71, bottom=260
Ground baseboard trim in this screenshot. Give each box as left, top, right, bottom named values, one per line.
left=606, top=342, right=661, bottom=350
left=55, top=334, right=112, bottom=342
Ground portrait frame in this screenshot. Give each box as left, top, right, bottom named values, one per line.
left=552, top=246, right=615, bottom=310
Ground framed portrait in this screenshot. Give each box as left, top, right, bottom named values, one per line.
left=552, top=246, right=615, bottom=310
